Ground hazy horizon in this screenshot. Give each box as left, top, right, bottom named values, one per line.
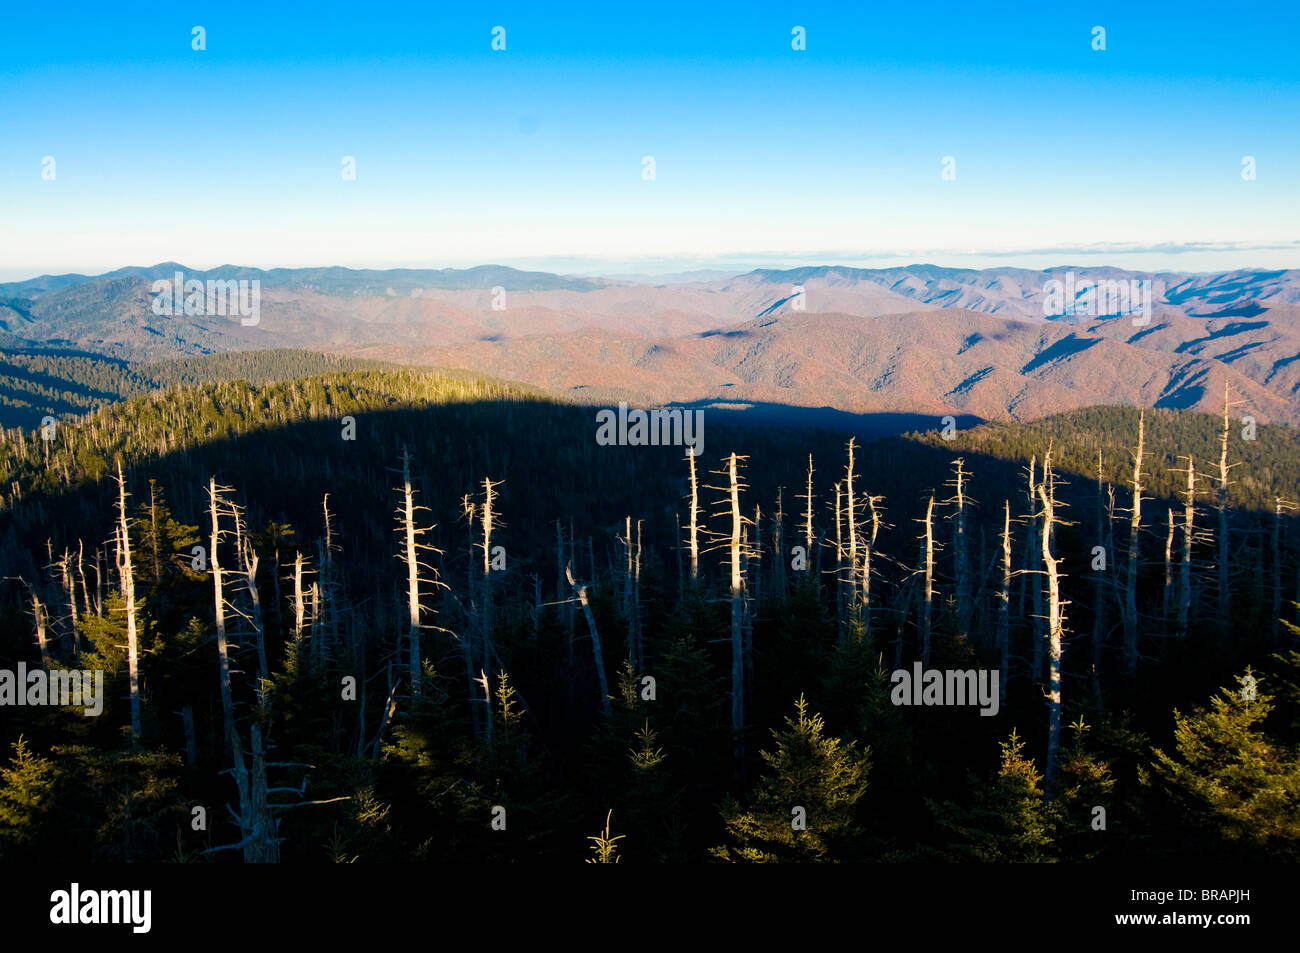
left=4, top=248, right=1300, bottom=286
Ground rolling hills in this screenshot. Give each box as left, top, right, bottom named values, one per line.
left=356, top=307, right=1300, bottom=426
left=2, top=263, right=1299, bottom=435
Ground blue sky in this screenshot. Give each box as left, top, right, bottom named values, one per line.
left=2, top=1, right=1298, bottom=278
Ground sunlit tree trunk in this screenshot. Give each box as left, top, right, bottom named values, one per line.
left=845, top=438, right=859, bottom=609
left=1025, top=457, right=1043, bottom=683
left=22, top=583, right=49, bottom=667
left=479, top=477, right=502, bottom=707
left=399, top=449, right=422, bottom=691
left=864, top=493, right=883, bottom=639
left=686, top=450, right=700, bottom=583
left=1038, top=453, right=1065, bottom=800
left=727, top=452, right=746, bottom=765
left=116, top=463, right=142, bottom=744
left=801, top=455, right=816, bottom=596
left=951, top=458, right=970, bottom=642
left=208, top=477, right=235, bottom=756
left=76, top=539, right=90, bottom=636
left=291, top=552, right=306, bottom=642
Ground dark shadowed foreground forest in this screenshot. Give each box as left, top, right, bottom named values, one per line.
left=2, top=359, right=1299, bottom=864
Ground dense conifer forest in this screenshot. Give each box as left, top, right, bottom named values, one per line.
left=0, top=346, right=427, bottom=429
left=2, top=362, right=1298, bottom=863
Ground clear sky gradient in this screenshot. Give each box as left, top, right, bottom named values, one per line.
left=2, top=1, right=1298, bottom=278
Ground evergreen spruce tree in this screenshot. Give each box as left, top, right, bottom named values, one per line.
left=1140, top=668, right=1300, bottom=860
left=1051, top=716, right=1116, bottom=860
left=929, top=728, right=1058, bottom=862
left=712, top=694, right=869, bottom=862
left=0, top=737, right=57, bottom=860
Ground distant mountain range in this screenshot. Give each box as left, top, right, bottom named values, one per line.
left=6, top=261, right=1299, bottom=319
left=2, top=262, right=1298, bottom=428
left=0, top=262, right=600, bottom=299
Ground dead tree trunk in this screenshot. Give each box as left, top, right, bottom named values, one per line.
left=623, top=516, right=635, bottom=664
left=291, top=552, right=306, bottom=642
left=115, top=463, right=142, bottom=745
left=567, top=563, right=611, bottom=715
left=1123, top=410, right=1145, bottom=679
left=22, top=583, right=49, bottom=667
left=686, top=450, right=700, bottom=584
left=772, top=488, right=787, bottom=603
left=998, top=500, right=1011, bottom=707
left=864, top=493, right=883, bottom=639
left=674, top=512, right=683, bottom=598
left=801, top=454, right=816, bottom=594
left=478, top=668, right=492, bottom=743
left=397, top=449, right=445, bottom=693
left=726, top=452, right=746, bottom=765
left=1176, top=456, right=1197, bottom=638
left=834, top=481, right=845, bottom=636
left=236, top=507, right=269, bottom=684
left=208, top=477, right=235, bottom=757
left=1216, top=382, right=1234, bottom=625
left=230, top=722, right=279, bottom=863
left=743, top=516, right=755, bottom=695
left=845, top=438, right=859, bottom=609
left=462, top=495, right=480, bottom=735
left=148, top=479, right=161, bottom=583
left=402, top=451, right=422, bottom=688
left=1092, top=453, right=1109, bottom=672
left=76, top=540, right=91, bottom=634
left=951, top=458, right=971, bottom=642
left=93, top=545, right=103, bottom=618
left=321, top=494, right=340, bottom=652
left=1163, top=508, right=1175, bottom=623
left=1038, top=453, right=1066, bottom=800
left=921, top=493, right=935, bottom=668
left=309, top=581, right=320, bottom=645
left=1274, top=498, right=1287, bottom=645
left=58, top=548, right=79, bottom=662
left=74, top=538, right=89, bottom=629
left=479, top=477, right=503, bottom=700
left=634, top=519, right=643, bottom=669
left=556, top=520, right=574, bottom=661
left=1025, top=457, right=1044, bottom=683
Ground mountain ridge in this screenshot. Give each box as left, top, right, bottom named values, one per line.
left=3, top=262, right=1298, bottom=432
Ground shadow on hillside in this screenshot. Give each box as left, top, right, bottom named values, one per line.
left=5, top=391, right=1286, bottom=572
left=1175, top=321, right=1270, bottom=353
left=664, top=398, right=983, bottom=439
left=3, top=391, right=1294, bottom=737
left=1021, top=334, right=1099, bottom=374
